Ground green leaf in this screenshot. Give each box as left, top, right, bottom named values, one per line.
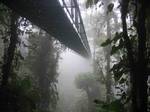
left=107, top=3, right=114, bottom=14
left=95, top=100, right=124, bottom=112
left=119, top=78, right=126, bottom=84
left=111, top=38, right=124, bottom=55
left=112, top=32, right=123, bottom=43
left=111, top=45, right=120, bottom=55
left=21, top=76, right=32, bottom=90
left=108, top=100, right=124, bottom=112
left=101, top=38, right=112, bottom=47
left=114, top=70, right=124, bottom=81
left=111, top=59, right=127, bottom=81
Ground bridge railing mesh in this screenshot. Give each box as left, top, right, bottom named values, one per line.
left=58, top=0, right=91, bottom=54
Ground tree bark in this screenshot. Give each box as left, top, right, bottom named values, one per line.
left=1, top=11, right=18, bottom=86
left=105, top=13, right=112, bottom=103
left=121, top=0, right=148, bottom=112
left=136, top=0, right=148, bottom=111
left=121, top=0, right=137, bottom=112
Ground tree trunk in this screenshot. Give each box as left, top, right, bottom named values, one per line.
left=105, top=14, right=112, bottom=103
left=121, top=0, right=148, bottom=112
left=1, top=11, right=18, bottom=86
left=121, top=0, right=137, bottom=112
left=136, top=0, right=148, bottom=111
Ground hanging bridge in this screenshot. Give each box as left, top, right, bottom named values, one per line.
left=0, top=0, right=91, bottom=58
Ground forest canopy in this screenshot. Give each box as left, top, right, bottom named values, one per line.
left=0, top=0, right=150, bottom=112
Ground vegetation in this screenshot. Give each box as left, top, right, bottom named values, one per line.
left=79, top=0, right=150, bottom=112
left=0, top=4, right=62, bottom=112
left=75, top=73, right=101, bottom=112
left=0, top=0, right=150, bottom=112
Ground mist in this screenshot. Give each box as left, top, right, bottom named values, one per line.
left=0, top=0, right=149, bottom=112
left=57, top=50, right=92, bottom=112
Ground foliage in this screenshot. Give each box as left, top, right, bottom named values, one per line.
left=98, top=0, right=150, bottom=111
left=75, top=72, right=99, bottom=92
left=94, top=99, right=124, bottom=112
left=25, top=30, right=60, bottom=112
left=75, top=73, right=101, bottom=112
left=85, top=0, right=138, bottom=111
left=0, top=3, right=61, bottom=112
left=0, top=75, right=40, bottom=112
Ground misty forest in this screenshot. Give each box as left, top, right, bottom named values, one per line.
left=0, top=0, right=150, bottom=112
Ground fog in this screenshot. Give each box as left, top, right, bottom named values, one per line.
left=56, top=1, right=94, bottom=111
left=0, top=0, right=149, bottom=112
left=57, top=50, right=93, bottom=112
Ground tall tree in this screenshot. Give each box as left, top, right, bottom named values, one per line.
left=86, top=0, right=150, bottom=112
left=120, top=0, right=148, bottom=111
left=26, top=30, right=60, bottom=112
left=86, top=0, right=117, bottom=102
left=1, top=11, right=18, bottom=86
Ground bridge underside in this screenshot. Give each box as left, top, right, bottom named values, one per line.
left=1, top=0, right=90, bottom=58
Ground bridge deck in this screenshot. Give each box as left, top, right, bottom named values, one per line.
left=1, top=0, right=91, bottom=58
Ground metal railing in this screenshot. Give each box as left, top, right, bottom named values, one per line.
left=58, top=0, right=91, bottom=54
